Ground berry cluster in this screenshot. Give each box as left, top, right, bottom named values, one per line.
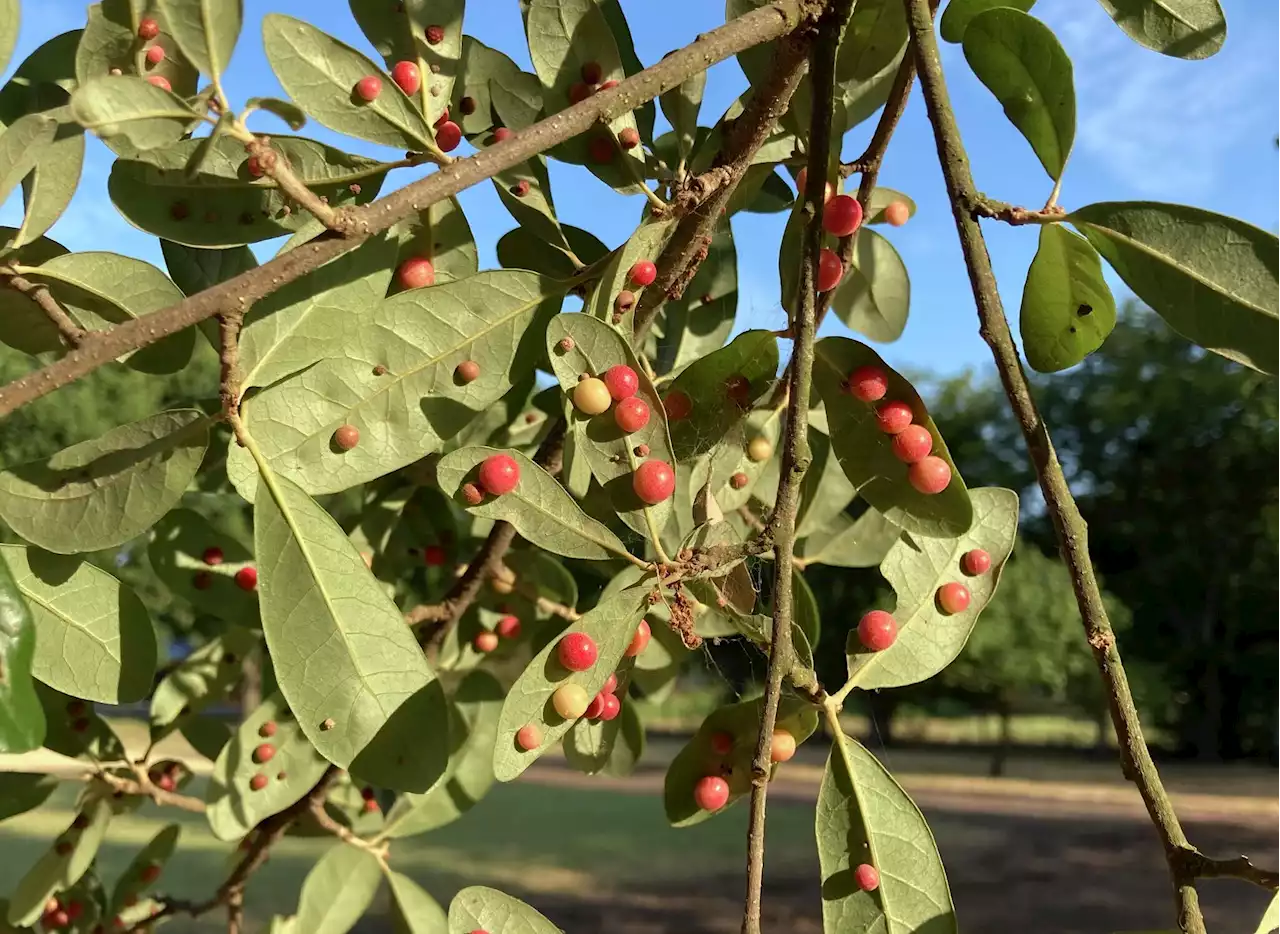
left=473, top=612, right=522, bottom=654
left=40, top=895, right=84, bottom=930
left=134, top=18, right=174, bottom=91
left=693, top=725, right=798, bottom=813
left=460, top=453, right=522, bottom=508
left=855, top=549, right=993, bottom=653
left=147, top=760, right=184, bottom=793
left=192, top=546, right=257, bottom=592
left=353, top=57, right=462, bottom=152
left=845, top=365, right=952, bottom=495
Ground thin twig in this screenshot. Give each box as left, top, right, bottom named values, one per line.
left=242, top=134, right=343, bottom=232
left=741, top=4, right=852, bottom=933
left=902, top=0, right=1277, bottom=928
left=308, top=792, right=390, bottom=859
left=95, top=771, right=206, bottom=814
left=970, top=194, right=1066, bottom=226
left=0, top=269, right=87, bottom=348
left=0, top=0, right=818, bottom=418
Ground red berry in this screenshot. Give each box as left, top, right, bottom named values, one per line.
left=249, top=773, right=268, bottom=791
left=847, top=366, right=888, bottom=402
left=360, top=785, right=376, bottom=800
left=730, top=472, right=748, bottom=490
left=459, top=95, right=477, bottom=114
left=193, top=571, right=213, bottom=591
left=246, top=156, right=265, bottom=178
left=355, top=76, right=382, bottom=102
left=145, top=45, right=165, bottom=66
left=581, top=61, right=603, bottom=84
left=628, top=260, right=657, bottom=287
left=618, top=127, right=640, bottom=150
left=568, top=81, right=593, bottom=104
left=397, top=256, right=435, bottom=289
left=633, top=461, right=675, bottom=505
left=434, top=107, right=450, bottom=128
left=478, top=454, right=520, bottom=495
left=585, top=693, right=605, bottom=720
left=796, top=167, right=834, bottom=203
left=598, top=79, right=619, bottom=92
left=363, top=798, right=379, bottom=813
left=66, top=902, right=82, bottom=921
left=937, top=582, right=972, bottom=615
left=962, top=549, right=992, bottom=576
left=391, top=61, right=420, bottom=96
left=884, top=201, right=910, bottom=227
left=48, top=909, right=70, bottom=928
left=817, top=248, right=844, bottom=292
left=600, top=693, right=621, bottom=721
left=602, top=673, right=618, bottom=694
left=625, top=619, right=651, bottom=657
left=461, top=483, right=484, bottom=506
left=823, top=194, right=863, bottom=238
left=876, top=400, right=913, bottom=434
left=602, top=364, right=639, bottom=401
left=710, top=731, right=734, bottom=755
left=693, top=775, right=730, bottom=811
left=423, top=544, right=446, bottom=567
left=155, top=774, right=176, bottom=792
left=146, top=75, right=172, bottom=91
left=664, top=391, right=692, bottom=421
left=492, top=126, right=512, bottom=143
left=234, top=566, right=257, bottom=591
left=455, top=359, right=480, bottom=383
left=557, top=632, right=598, bottom=671
left=854, top=863, right=881, bottom=891
left=891, top=425, right=933, bottom=464
left=510, top=179, right=530, bottom=197
left=588, top=135, right=614, bottom=163
left=496, top=615, right=521, bottom=639
left=333, top=424, right=360, bottom=451
left=516, top=724, right=541, bottom=751
left=435, top=120, right=462, bottom=152
left=473, top=631, right=499, bottom=653
left=425, top=24, right=445, bottom=44
left=203, top=546, right=224, bottom=566
left=138, top=18, right=159, bottom=40
left=253, top=743, right=276, bottom=764
left=139, top=863, right=162, bottom=884
left=908, top=456, right=952, bottom=495
left=614, top=397, right=651, bottom=433
left=857, top=610, right=897, bottom=652
left=259, top=721, right=277, bottom=738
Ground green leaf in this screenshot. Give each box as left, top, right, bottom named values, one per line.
left=109, top=823, right=180, bottom=915
left=795, top=425, right=857, bottom=542
left=0, top=551, right=43, bottom=754
left=0, top=772, right=57, bottom=823
left=847, top=488, right=1019, bottom=689
left=6, top=797, right=112, bottom=927
left=1253, top=893, right=1279, bottom=934
left=1, top=546, right=157, bottom=704
left=245, top=96, right=307, bottom=130
left=708, top=407, right=782, bottom=513
left=110, top=134, right=389, bottom=248
left=1094, top=0, right=1225, bottom=59
left=492, top=586, right=648, bottom=782
left=0, top=30, right=80, bottom=125
left=18, top=118, right=86, bottom=249
left=70, top=75, right=199, bottom=150
left=204, top=691, right=330, bottom=841
left=497, top=224, right=607, bottom=279
left=76, top=2, right=199, bottom=100
left=447, top=886, right=562, bottom=934
left=836, top=0, right=909, bottom=83
left=148, top=509, right=259, bottom=625
left=660, top=71, right=704, bottom=163
left=940, top=0, right=1036, bottom=43
left=180, top=713, right=231, bottom=761
left=393, top=195, right=478, bottom=287
left=654, top=217, right=737, bottom=375
left=544, top=312, right=677, bottom=542
left=0, top=0, right=18, bottom=77
left=254, top=470, right=447, bottom=790
left=962, top=8, right=1075, bottom=180
left=491, top=155, right=568, bottom=251
left=239, top=233, right=398, bottom=390
left=791, top=566, right=821, bottom=649
left=295, top=843, right=383, bottom=934
left=0, top=409, right=209, bottom=554
left=799, top=507, right=901, bottom=569
left=388, top=872, right=449, bottom=934
left=563, top=654, right=637, bottom=774
left=830, top=227, right=911, bottom=342
left=598, top=0, right=654, bottom=142
left=437, top=446, right=634, bottom=562
left=664, top=695, right=818, bottom=826
left=156, top=0, right=241, bottom=84
left=585, top=217, right=675, bottom=321
left=1070, top=201, right=1278, bottom=374
left=816, top=733, right=956, bottom=933
left=664, top=330, right=779, bottom=463
left=149, top=626, right=258, bottom=736
left=448, top=37, right=498, bottom=137
left=349, top=0, right=464, bottom=127
left=864, top=188, right=917, bottom=226
left=262, top=14, right=434, bottom=152
left=1020, top=224, right=1117, bottom=372
left=34, top=681, right=125, bottom=760
left=813, top=337, right=973, bottom=538
left=0, top=113, right=57, bottom=208
left=161, top=241, right=257, bottom=296
left=382, top=670, right=503, bottom=839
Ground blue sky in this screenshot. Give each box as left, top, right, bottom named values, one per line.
left=6, top=0, right=1277, bottom=376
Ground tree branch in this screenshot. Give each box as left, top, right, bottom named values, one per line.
left=0, top=269, right=87, bottom=348
left=901, top=2, right=1278, bottom=931
left=1173, top=848, right=1280, bottom=890
left=240, top=133, right=344, bottom=233
left=96, top=770, right=206, bottom=814
left=0, top=0, right=818, bottom=419
left=741, top=3, right=852, bottom=933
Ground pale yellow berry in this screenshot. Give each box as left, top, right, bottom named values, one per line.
left=747, top=437, right=773, bottom=462
left=572, top=377, right=612, bottom=415
left=552, top=683, right=590, bottom=720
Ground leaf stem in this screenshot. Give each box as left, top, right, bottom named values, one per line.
left=0, top=267, right=87, bottom=348
left=901, top=0, right=1277, bottom=927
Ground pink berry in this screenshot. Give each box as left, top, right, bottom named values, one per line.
left=253, top=743, right=275, bottom=764
left=614, top=397, right=650, bottom=433
left=461, top=483, right=484, bottom=506
left=234, top=566, right=257, bottom=591
left=48, top=909, right=70, bottom=927
left=422, top=544, right=446, bottom=567
left=817, top=248, right=844, bottom=292
left=884, top=202, right=910, bottom=227
left=333, top=424, right=360, bottom=451
left=937, top=582, right=971, bottom=615
left=822, top=194, right=863, bottom=238
left=435, top=120, right=462, bottom=152
left=355, top=76, right=382, bottom=102
left=145, top=45, right=165, bottom=65
left=908, top=456, right=952, bottom=495
left=510, top=179, right=530, bottom=197
left=600, top=693, right=621, bottom=721
left=455, top=359, right=480, bottom=383
left=259, top=721, right=277, bottom=738
left=962, top=549, right=992, bottom=576
left=796, top=167, right=834, bottom=203
left=246, top=156, right=265, bottom=178
left=478, top=454, right=520, bottom=495
left=581, top=61, right=603, bottom=84
left=693, top=775, right=730, bottom=811
left=598, top=79, right=619, bottom=92
left=618, top=127, right=640, bottom=150
left=602, top=364, right=639, bottom=401
left=425, top=24, right=445, bottom=44
left=628, top=260, right=657, bottom=287
left=586, top=694, right=605, bottom=720
left=847, top=366, right=888, bottom=402
left=146, top=75, right=172, bottom=91
left=496, top=615, right=521, bottom=639
left=397, top=256, right=435, bottom=289
left=516, top=724, right=541, bottom=751
left=138, top=18, right=159, bottom=40
left=557, top=632, right=598, bottom=671
left=663, top=391, right=692, bottom=421
left=891, top=425, right=933, bottom=464
left=155, top=773, right=176, bottom=792
left=857, top=610, right=897, bottom=652
left=710, top=731, right=734, bottom=755
left=625, top=619, right=651, bottom=657
left=602, top=673, right=618, bottom=694
left=249, top=773, right=268, bottom=791
left=391, top=61, right=420, bottom=96
left=875, top=400, right=913, bottom=434
left=633, top=460, right=675, bottom=505
left=770, top=729, right=797, bottom=763
left=854, top=863, right=881, bottom=891
left=473, top=631, right=499, bottom=653
left=730, top=472, right=749, bottom=490
left=492, top=126, right=512, bottom=143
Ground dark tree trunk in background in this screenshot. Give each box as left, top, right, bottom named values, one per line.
left=989, top=697, right=1013, bottom=777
